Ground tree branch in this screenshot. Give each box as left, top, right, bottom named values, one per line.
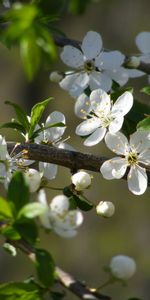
left=7, top=142, right=150, bottom=186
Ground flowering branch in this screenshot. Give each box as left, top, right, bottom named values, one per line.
left=7, top=142, right=150, bottom=186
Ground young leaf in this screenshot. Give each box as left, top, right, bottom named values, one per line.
left=141, top=86, right=150, bottom=95
left=35, top=249, right=55, bottom=287
left=0, top=282, right=44, bottom=300
left=32, top=121, right=65, bottom=139
left=0, top=197, right=13, bottom=221
left=17, top=202, right=47, bottom=220
left=14, top=220, right=38, bottom=245
left=28, top=98, right=52, bottom=139
left=0, top=121, right=26, bottom=134
left=7, top=171, right=29, bottom=217
left=137, top=116, right=150, bottom=131
left=70, top=195, right=93, bottom=211
left=0, top=225, right=21, bottom=240
left=5, top=101, right=30, bottom=131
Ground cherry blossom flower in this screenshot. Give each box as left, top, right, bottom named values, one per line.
left=35, top=111, right=74, bottom=180
left=75, top=89, right=133, bottom=146
left=136, top=31, right=150, bottom=64
left=59, top=31, right=129, bottom=97
left=96, top=201, right=115, bottom=218
left=100, top=131, right=150, bottom=195
left=71, top=171, right=91, bottom=191
left=24, top=169, right=41, bottom=193
left=110, top=255, right=136, bottom=280
left=38, top=190, right=83, bottom=238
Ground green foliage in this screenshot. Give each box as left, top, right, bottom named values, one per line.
left=141, top=86, right=150, bottom=96
left=0, top=197, right=13, bottom=221
left=17, top=202, right=47, bottom=220
left=14, top=220, right=38, bottom=245
left=69, top=0, right=91, bottom=14
left=63, top=186, right=93, bottom=211
left=0, top=282, right=44, bottom=300
left=137, top=116, right=150, bottom=131
left=35, top=249, right=55, bottom=287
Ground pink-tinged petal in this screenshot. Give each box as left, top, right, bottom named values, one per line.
left=105, top=67, right=129, bottom=86
left=74, top=93, right=91, bottom=119
left=97, top=51, right=125, bottom=70
left=127, top=69, right=145, bottom=78
left=76, top=117, right=101, bottom=136
left=81, top=31, right=102, bottom=60
left=138, top=149, right=150, bottom=165
left=100, top=157, right=127, bottom=179
left=90, top=88, right=111, bottom=114
left=84, top=127, right=106, bottom=146
left=89, top=71, right=112, bottom=92
left=109, top=117, right=124, bottom=133
left=130, top=131, right=150, bottom=153
left=112, top=91, right=133, bottom=116
left=39, top=162, right=58, bottom=180
left=60, top=46, right=84, bottom=68
left=105, top=132, right=129, bottom=155
left=135, top=32, right=150, bottom=54
left=45, top=111, right=66, bottom=141
left=127, top=165, right=147, bottom=195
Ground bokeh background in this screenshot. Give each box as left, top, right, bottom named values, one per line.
left=0, top=0, right=150, bottom=299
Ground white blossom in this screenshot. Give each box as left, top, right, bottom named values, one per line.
left=24, top=169, right=41, bottom=193
left=38, top=190, right=83, bottom=238
left=96, top=201, right=115, bottom=217
left=110, top=255, right=136, bottom=280
left=59, top=31, right=129, bottom=97
left=136, top=31, right=150, bottom=64
left=100, top=131, right=150, bottom=195
left=71, top=171, right=91, bottom=191
left=50, top=71, right=64, bottom=83
left=76, top=89, right=133, bottom=146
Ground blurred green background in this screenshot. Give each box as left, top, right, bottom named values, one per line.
left=0, top=0, right=150, bottom=299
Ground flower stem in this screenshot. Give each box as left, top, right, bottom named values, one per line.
left=46, top=186, right=64, bottom=191
left=96, top=277, right=116, bottom=291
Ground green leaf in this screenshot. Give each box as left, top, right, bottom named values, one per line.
left=28, top=98, right=52, bottom=139
left=5, top=101, right=30, bottom=131
left=36, top=249, right=55, bottom=287
left=69, top=0, right=90, bottom=14
left=0, top=282, right=44, bottom=300
left=50, top=291, right=65, bottom=300
left=36, top=26, right=57, bottom=60
left=14, top=220, right=38, bottom=245
left=137, top=116, right=150, bottom=131
left=0, top=121, right=26, bottom=134
left=0, top=197, right=13, bottom=221
left=70, top=195, right=93, bottom=211
left=17, top=202, right=47, bottom=220
left=32, top=122, right=65, bottom=139
left=141, top=86, right=150, bottom=95
left=0, top=225, right=21, bottom=240
left=7, top=171, right=29, bottom=217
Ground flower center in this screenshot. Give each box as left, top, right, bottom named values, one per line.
left=127, top=151, right=138, bottom=165
left=84, top=60, right=95, bottom=73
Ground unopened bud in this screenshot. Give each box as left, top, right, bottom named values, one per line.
left=127, top=56, right=140, bottom=68
left=96, top=201, right=115, bottom=217
left=71, top=171, right=91, bottom=191
left=25, top=168, right=41, bottom=193
left=50, top=71, right=64, bottom=83
left=110, top=255, right=136, bottom=280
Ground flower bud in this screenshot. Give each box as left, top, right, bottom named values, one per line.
left=50, top=71, right=64, bottom=83
left=25, top=169, right=41, bottom=193
left=127, top=56, right=140, bottom=68
left=110, top=255, right=136, bottom=280
left=96, top=201, right=115, bottom=217
left=71, top=171, right=91, bottom=191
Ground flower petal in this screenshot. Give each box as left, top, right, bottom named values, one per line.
left=81, top=31, right=102, bottom=60
left=60, top=46, right=84, bottom=68
left=84, top=127, right=106, bottom=146
left=100, top=157, right=127, bottom=179
left=96, top=51, right=125, bottom=70
left=105, top=132, right=129, bottom=155
left=45, top=111, right=66, bottom=141
left=53, top=227, right=77, bottom=238
left=50, top=195, right=69, bottom=214
left=74, top=93, right=91, bottom=119
left=127, top=69, right=145, bottom=78
left=105, top=67, right=129, bottom=86
left=112, top=91, right=133, bottom=116
left=89, top=71, right=112, bottom=92
left=130, top=131, right=150, bottom=153
left=128, top=165, right=147, bottom=195
left=39, top=162, right=58, bottom=180
left=37, top=189, right=51, bottom=229
left=109, top=116, right=124, bottom=133
left=138, top=149, right=150, bottom=165
left=76, top=117, right=101, bottom=136
left=90, top=88, right=111, bottom=114
left=135, top=32, right=150, bottom=54
left=60, top=72, right=89, bottom=97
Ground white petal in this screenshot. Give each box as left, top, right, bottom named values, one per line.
left=89, top=71, right=112, bottom=92
left=45, top=111, right=66, bottom=142
left=105, top=132, right=129, bottom=155
left=130, top=131, right=150, bottom=153
left=60, top=73, right=89, bottom=97
left=112, top=91, right=133, bottom=116
left=128, top=165, right=147, bottom=195
left=53, top=226, right=77, bottom=238
left=90, top=88, right=111, bottom=114
left=37, top=189, right=51, bottom=229
left=74, top=93, right=91, bottom=119
left=76, top=117, right=101, bottom=136
left=96, top=51, right=125, bottom=70
left=135, top=32, right=150, bottom=54
left=81, top=31, right=102, bottom=60
left=109, top=117, right=124, bottom=133
left=58, top=142, right=75, bottom=151
left=105, top=67, right=129, bottom=86
left=138, top=149, right=150, bottom=165
left=127, top=69, right=145, bottom=78
left=39, top=162, right=58, bottom=180
left=139, top=54, right=150, bottom=64
left=100, top=157, right=127, bottom=179
left=50, top=195, right=69, bottom=214
left=60, top=46, right=84, bottom=68
left=84, top=127, right=106, bottom=146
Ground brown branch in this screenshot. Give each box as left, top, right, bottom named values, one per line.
left=7, top=142, right=150, bottom=186
left=10, top=239, right=110, bottom=300
left=54, top=35, right=150, bottom=74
